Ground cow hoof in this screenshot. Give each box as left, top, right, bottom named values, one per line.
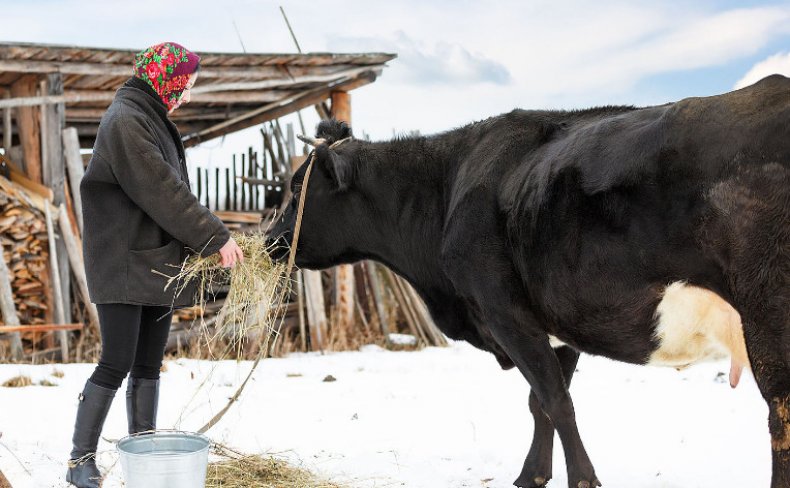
left=513, top=474, right=550, bottom=487
left=576, top=479, right=602, bottom=488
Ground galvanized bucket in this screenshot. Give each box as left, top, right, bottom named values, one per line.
left=117, top=431, right=210, bottom=488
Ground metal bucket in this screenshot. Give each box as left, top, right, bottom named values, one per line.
left=117, top=431, right=210, bottom=488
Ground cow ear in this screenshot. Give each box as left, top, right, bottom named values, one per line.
left=315, top=144, right=353, bottom=191
left=316, top=119, right=353, bottom=145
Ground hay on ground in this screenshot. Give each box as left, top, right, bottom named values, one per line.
left=207, top=445, right=344, bottom=488
left=2, top=375, right=32, bottom=387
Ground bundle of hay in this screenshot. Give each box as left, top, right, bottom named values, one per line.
left=166, top=230, right=290, bottom=359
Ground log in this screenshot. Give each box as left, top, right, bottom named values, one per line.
left=61, top=127, right=84, bottom=233
left=56, top=204, right=99, bottom=336
left=303, top=269, right=326, bottom=351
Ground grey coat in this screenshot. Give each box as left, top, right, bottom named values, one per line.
left=81, top=78, right=229, bottom=307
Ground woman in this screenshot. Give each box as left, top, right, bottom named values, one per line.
left=66, top=42, right=243, bottom=488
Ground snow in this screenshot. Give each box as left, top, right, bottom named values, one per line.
left=0, top=341, right=771, bottom=487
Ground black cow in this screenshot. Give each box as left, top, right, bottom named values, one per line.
left=268, top=75, right=790, bottom=488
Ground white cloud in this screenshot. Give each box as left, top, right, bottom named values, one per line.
left=735, top=51, right=790, bottom=89
left=327, top=31, right=510, bottom=85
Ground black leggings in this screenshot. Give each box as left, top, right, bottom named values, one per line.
left=89, top=303, right=173, bottom=390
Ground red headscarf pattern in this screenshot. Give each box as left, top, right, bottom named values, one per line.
left=133, top=42, right=200, bottom=111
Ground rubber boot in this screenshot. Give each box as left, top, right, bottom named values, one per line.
left=126, top=377, right=159, bottom=435
left=66, top=380, right=116, bottom=488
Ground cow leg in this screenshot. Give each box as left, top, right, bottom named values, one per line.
left=442, top=249, right=598, bottom=487
left=516, top=346, right=581, bottom=488
left=741, top=315, right=790, bottom=488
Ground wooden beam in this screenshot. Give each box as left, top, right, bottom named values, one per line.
left=0, top=59, right=375, bottom=79
left=41, top=74, right=71, bottom=341
left=10, top=74, right=41, bottom=183
left=0, top=323, right=82, bottom=333
left=2, top=92, right=11, bottom=153
left=44, top=204, right=69, bottom=360
left=61, top=127, right=84, bottom=233
left=183, top=71, right=378, bottom=148
left=329, top=89, right=355, bottom=329
left=0, top=90, right=298, bottom=110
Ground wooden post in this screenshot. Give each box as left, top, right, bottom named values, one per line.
left=303, top=270, right=327, bottom=351
left=62, top=127, right=84, bottom=233
left=2, top=92, right=11, bottom=155
left=365, top=262, right=389, bottom=335
left=11, top=74, right=41, bottom=182
left=0, top=245, right=24, bottom=360
left=214, top=167, right=220, bottom=212
left=330, top=90, right=355, bottom=328
left=225, top=167, right=231, bottom=211
left=44, top=204, right=68, bottom=361
left=41, top=74, right=71, bottom=330
left=296, top=270, right=307, bottom=352
left=196, top=166, right=202, bottom=203
left=232, top=155, right=238, bottom=211
left=240, top=154, right=246, bottom=210
left=57, top=204, right=100, bottom=337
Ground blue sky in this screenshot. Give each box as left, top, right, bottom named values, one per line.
left=2, top=0, right=789, bottom=167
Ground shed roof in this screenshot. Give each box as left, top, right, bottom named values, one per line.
left=0, top=42, right=395, bottom=148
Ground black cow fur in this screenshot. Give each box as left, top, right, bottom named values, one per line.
left=269, top=75, right=790, bottom=488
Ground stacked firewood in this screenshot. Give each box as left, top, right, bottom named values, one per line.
left=0, top=176, right=49, bottom=326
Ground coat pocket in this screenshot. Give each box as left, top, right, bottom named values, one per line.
left=126, top=239, right=186, bottom=305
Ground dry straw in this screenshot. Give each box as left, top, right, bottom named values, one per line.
left=207, top=444, right=344, bottom=488
left=163, top=229, right=291, bottom=361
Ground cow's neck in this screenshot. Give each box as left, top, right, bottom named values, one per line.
left=354, top=134, right=468, bottom=297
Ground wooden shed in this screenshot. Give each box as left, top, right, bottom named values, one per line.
left=0, top=41, right=407, bottom=361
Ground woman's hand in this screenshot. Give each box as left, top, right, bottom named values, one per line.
left=218, top=237, right=244, bottom=268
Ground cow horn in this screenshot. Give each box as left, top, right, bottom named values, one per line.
left=297, top=134, right=327, bottom=147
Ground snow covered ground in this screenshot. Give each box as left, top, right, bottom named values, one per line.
left=0, top=341, right=771, bottom=487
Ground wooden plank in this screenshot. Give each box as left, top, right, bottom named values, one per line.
left=3, top=158, right=53, bottom=208
left=212, top=210, right=262, bottom=224
left=61, top=127, right=84, bottom=233
left=0, top=466, right=12, bottom=488
left=0, top=244, right=24, bottom=360
left=10, top=74, right=41, bottom=183
left=41, top=74, right=71, bottom=346
left=0, top=322, right=82, bottom=333
left=56, top=204, right=99, bottom=336
left=303, top=269, right=326, bottom=351
left=365, top=262, right=389, bottom=335
left=0, top=58, right=382, bottom=80
left=44, top=204, right=68, bottom=360
left=2, top=92, right=10, bottom=154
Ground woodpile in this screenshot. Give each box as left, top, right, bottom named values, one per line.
left=0, top=174, right=49, bottom=327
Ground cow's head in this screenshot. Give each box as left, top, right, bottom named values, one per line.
left=267, top=119, right=374, bottom=269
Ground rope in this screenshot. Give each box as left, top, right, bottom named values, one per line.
left=197, top=153, right=316, bottom=434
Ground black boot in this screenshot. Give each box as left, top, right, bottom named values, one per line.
left=66, top=380, right=116, bottom=488
left=126, top=377, right=159, bottom=434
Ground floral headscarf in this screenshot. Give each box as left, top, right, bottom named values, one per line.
left=133, top=42, right=200, bottom=111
